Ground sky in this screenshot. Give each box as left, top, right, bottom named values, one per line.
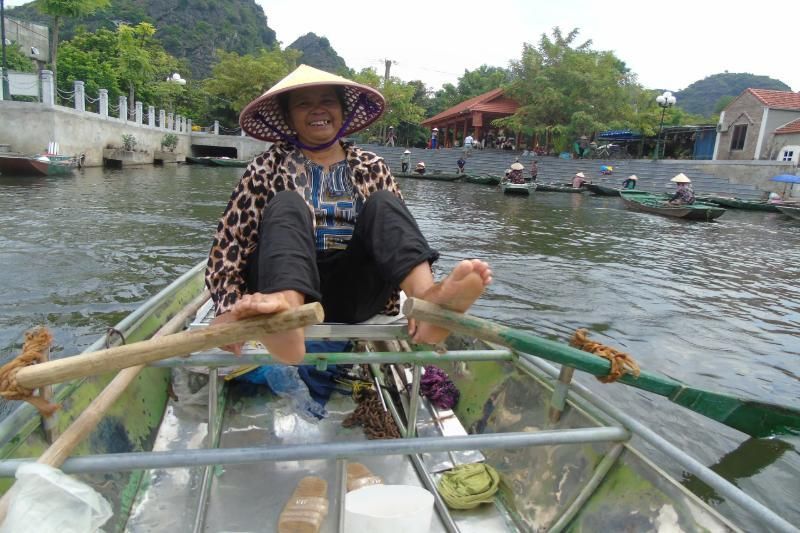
left=5, top=0, right=798, bottom=93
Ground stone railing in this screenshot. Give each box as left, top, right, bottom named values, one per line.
left=1, top=69, right=245, bottom=137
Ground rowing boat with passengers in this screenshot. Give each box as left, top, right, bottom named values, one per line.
left=0, top=260, right=797, bottom=532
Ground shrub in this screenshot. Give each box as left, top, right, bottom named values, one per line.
left=161, top=133, right=178, bottom=152
left=122, top=134, right=137, bottom=151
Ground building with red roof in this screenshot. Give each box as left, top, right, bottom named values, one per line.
left=715, top=88, right=800, bottom=163
left=420, top=88, right=519, bottom=148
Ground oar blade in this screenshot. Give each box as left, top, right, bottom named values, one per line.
left=670, top=387, right=800, bottom=438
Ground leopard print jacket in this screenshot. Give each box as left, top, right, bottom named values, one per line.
left=205, top=141, right=404, bottom=316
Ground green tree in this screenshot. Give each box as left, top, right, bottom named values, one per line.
left=497, top=27, right=637, bottom=149
left=34, top=0, right=109, bottom=84
left=456, top=65, right=510, bottom=99
left=351, top=68, right=425, bottom=146
left=204, top=47, right=300, bottom=126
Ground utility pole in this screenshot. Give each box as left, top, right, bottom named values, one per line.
left=381, top=59, right=395, bottom=144
left=1, top=0, right=9, bottom=100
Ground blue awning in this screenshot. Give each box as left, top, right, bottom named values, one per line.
left=597, top=130, right=642, bottom=141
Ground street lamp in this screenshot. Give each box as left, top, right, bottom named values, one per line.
left=655, top=91, right=676, bottom=160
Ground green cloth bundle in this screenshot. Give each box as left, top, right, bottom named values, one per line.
left=436, top=463, right=500, bottom=510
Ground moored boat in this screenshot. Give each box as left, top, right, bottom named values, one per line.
left=585, top=183, right=621, bottom=196
left=536, top=182, right=584, bottom=193
left=395, top=172, right=462, bottom=181
left=0, top=154, right=79, bottom=177
left=776, top=204, right=800, bottom=220
left=0, top=262, right=797, bottom=532
left=464, top=174, right=501, bottom=185
left=185, top=156, right=215, bottom=165
left=501, top=181, right=535, bottom=195
left=620, top=190, right=726, bottom=221
left=697, top=196, right=780, bottom=212
left=208, top=157, right=250, bottom=167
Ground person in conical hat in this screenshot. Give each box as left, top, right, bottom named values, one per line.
left=208, top=64, right=492, bottom=363
left=400, top=149, right=411, bottom=173
left=508, top=162, right=525, bottom=184
left=668, top=173, right=695, bottom=205
left=621, top=174, right=638, bottom=190
left=415, top=161, right=426, bottom=174
left=572, top=171, right=589, bottom=189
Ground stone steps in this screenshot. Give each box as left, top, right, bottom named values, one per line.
left=367, top=144, right=764, bottom=200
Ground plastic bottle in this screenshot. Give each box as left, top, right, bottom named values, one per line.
left=263, top=365, right=327, bottom=421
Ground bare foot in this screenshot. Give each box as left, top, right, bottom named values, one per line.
left=411, top=259, right=491, bottom=344
left=211, top=290, right=306, bottom=364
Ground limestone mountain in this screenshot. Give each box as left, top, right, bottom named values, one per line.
left=675, top=73, right=791, bottom=117
left=287, top=33, right=348, bottom=75
left=7, top=0, right=277, bottom=78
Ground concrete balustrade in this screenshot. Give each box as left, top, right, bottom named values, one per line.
left=99, top=89, right=108, bottom=117
left=74, top=81, right=85, bottom=112
left=148, top=106, right=155, bottom=127
left=119, top=96, right=127, bottom=121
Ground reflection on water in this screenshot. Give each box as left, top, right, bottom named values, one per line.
left=1, top=167, right=799, bottom=527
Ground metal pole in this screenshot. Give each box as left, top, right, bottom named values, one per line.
left=656, top=106, right=666, bottom=160
left=149, top=349, right=513, bottom=368
left=1, top=0, right=9, bottom=100
left=0, top=428, right=629, bottom=476
left=406, top=365, right=422, bottom=437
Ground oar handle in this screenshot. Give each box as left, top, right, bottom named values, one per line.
left=403, top=297, right=679, bottom=395
left=15, top=303, right=324, bottom=389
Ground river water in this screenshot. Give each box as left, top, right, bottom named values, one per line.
left=1, top=164, right=798, bottom=529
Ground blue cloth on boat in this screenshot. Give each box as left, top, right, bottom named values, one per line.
left=233, top=339, right=352, bottom=411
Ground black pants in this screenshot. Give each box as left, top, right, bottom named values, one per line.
left=246, top=190, right=438, bottom=323
left=401, top=162, right=409, bottom=173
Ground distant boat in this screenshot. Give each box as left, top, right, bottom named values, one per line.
left=0, top=154, right=79, bottom=177
left=185, top=156, right=215, bottom=165
left=776, top=205, right=800, bottom=220
left=536, top=182, right=585, bottom=193
left=695, top=196, right=780, bottom=212
left=501, top=181, right=535, bottom=195
left=464, top=174, right=501, bottom=185
left=585, top=183, right=621, bottom=196
left=395, top=172, right=462, bottom=181
left=208, top=158, right=250, bottom=168
left=620, top=191, right=725, bottom=221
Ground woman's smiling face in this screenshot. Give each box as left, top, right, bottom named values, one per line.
left=286, top=86, right=344, bottom=146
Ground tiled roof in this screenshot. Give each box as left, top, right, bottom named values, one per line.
left=774, top=117, right=800, bottom=135
left=421, top=88, right=518, bottom=126
left=748, top=89, right=800, bottom=110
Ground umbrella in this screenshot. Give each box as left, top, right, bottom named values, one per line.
left=771, top=174, right=800, bottom=197
left=770, top=174, right=800, bottom=183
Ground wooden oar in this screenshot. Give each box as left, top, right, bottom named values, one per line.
left=403, top=297, right=800, bottom=439
left=1, top=289, right=211, bottom=523
left=11, top=302, right=324, bottom=390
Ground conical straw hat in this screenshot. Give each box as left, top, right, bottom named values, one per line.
left=670, top=173, right=691, bottom=183
left=628, top=175, right=638, bottom=180
left=511, top=162, right=524, bottom=170
left=575, top=172, right=585, bottom=178
left=239, top=64, right=385, bottom=142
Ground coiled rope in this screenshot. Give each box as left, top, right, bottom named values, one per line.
left=570, top=329, right=640, bottom=383
left=0, top=327, right=60, bottom=416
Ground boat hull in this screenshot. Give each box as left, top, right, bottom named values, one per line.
left=502, top=182, right=533, bottom=195
left=620, top=191, right=725, bottom=221
left=0, top=155, right=77, bottom=177
left=776, top=205, right=800, bottom=220
left=465, top=174, right=501, bottom=185
left=586, top=183, right=621, bottom=196
left=537, top=182, right=584, bottom=193
left=395, top=172, right=462, bottom=181
left=209, top=158, right=249, bottom=167
left=699, top=196, right=780, bottom=212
